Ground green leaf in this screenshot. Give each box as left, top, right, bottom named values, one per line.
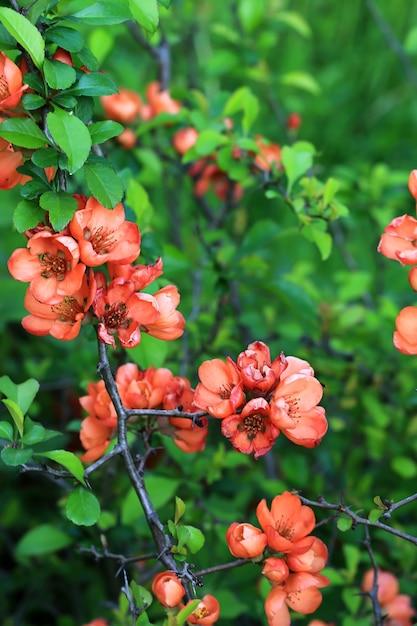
left=194, top=129, right=229, bottom=157
left=368, top=509, right=383, bottom=523
left=279, top=70, right=320, bottom=94
left=129, top=0, right=159, bottom=33
left=130, top=581, right=152, bottom=611
left=1, top=446, right=33, bottom=466
left=45, top=25, right=84, bottom=52
left=68, top=0, right=132, bottom=25
left=88, top=120, right=124, bottom=144
left=32, top=148, right=59, bottom=169
left=274, top=11, right=311, bottom=38
left=237, top=0, right=266, bottom=33
left=281, top=145, right=314, bottom=194
left=0, top=421, right=14, bottom=442
left=0, top=118, right=49, bottom=149
left=323, top=177, right=340, bottom=205
left=174, top=496, right=186, bottom=524
left=176, top=600, right=200, bottom=626
left=0, top=7, right=45, bottom=69
left=126, top=178, right=153, bottom=225
left=35, top=450, right=87, bottom=486
left=21, top=94, right=46, bottom=110
left=47, top=108, right=92, bottom=174
left=242, top=91, right=259, bottom=133
left=21, top=418, right=45, bottom=445
left=67, top=72, right=118, bottom=97
left=39, top=191, right=78, bottom=231
left=13, top=200, right=45, bottom=233
left=182, top=525, right=205, bottom=554
left=337, top=516, right=353, bottom=532
left=15, top=524, right=72, bottom=558
left=43, top=59, right=77, bottom=90
left=65, top=487, right=100, bottom=525
left=305, top=227, right=332, bottom=260
left=0, top=376, right=39, bottom=421
left=223, top=86, right=259, bottom=131
left=391, top=456, right=417, bottom=478
left=83, top=162, right=124, bottom=208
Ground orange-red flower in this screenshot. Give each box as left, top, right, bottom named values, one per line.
left=21, top=272, right=96, bottom=341
left=8, top=231, right=85, bottom=304
left=253, top=135, right=282, bottom=171
left=0, top=51, right=28, bottom=111
left=79, top=415, right=113, bottom=462
left=79, top=379, right=117, bottom=428
left=170, top=416, right=209, bottom=453
left=287, top=113, right=302, bottom=131
left=173, top=127, right=198, bottom=155
left=362, top=569, right=414, bottom=626
left=408, top=169, right=417, bottom=199
left=193, top=161, right=243, bottom=201
left=151, top=571, right=185, bottom=608
left=93, top=275, right=160, bottom=349
left=69, top=198, right=140, bottom=267
left=378, top=214, right=417, bottom=265
left=117, top=127, right=137, bottom=149
left=264, top=572, right=330, bottom=626
left=0, top=142, right=30, bottom=188
left=194, top=357, right=245, bottom=418
left=221, top=397, right=279, bottom=459
left=286, top=537, right=328, bottom=573
left=256, top=491, right=316, bottom=555
left=393, top=306, right=417, bottom=354
left=185, top=594, right=220, bottom=625
left=362, top=569, right=399, bottom=605
left=146, top=81, right=181, bottom=117
left=82, top=620, right=108, bottom=626
left=141, top=285, right=185, bottom=341
left=101, top=89, right=144, bottom=123
left=107, top=257, right=163, bottom=290
left=262, top=557, right=290, bottom=584
left=226, top=522, right=267, bottom=558
left=270, top=357, right=327, bottom=448
left=236, top=341, right=287, bottom=395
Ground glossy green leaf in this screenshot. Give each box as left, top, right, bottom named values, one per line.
left=174, top=496, right=186, bottom=524
left=39, top=191, right=78, bottom=231
left=69, top=1, right=132, bottom=26
left=67, top=72, right=118, bottom=97
left=21, top=418, right=45, bottom=445
left=0, top=377, right=39, bottom=420
left=279, top=70, right=320, bottom=94
left=47, top=108, right=92, bottom=174
left=0, top=421, right=14, bottom=442
left=36, top=450, right=87, bottom=486
left=0, top=118, right=49, bottom=149
left=65, top=487, right=100, bottom=525
left=368, top=508, right=383, bottom=523
left=391, top=456, right=417, bottom=478
left=32, top=148, right=59, bottom=169
left=182, top=525, right=205, bottom=554
left=1, top=446, right=33, bottom=466
left=337, top=516, right=353, bottom=532
left=176, top=600, right=200, bottom=626
left=13, top=200, right=45, bottom=233
left=21, top=94, right=46, bottom=110
left=83, top=162, right=124, bottom=208
left=0, top=7, right=45, bottom=68
left=15, top=524, right=72, bottom=558
left=274, top=11, right=311, bottom=37
left=195, top=130, right=229, bottom=156
left=88, top=120, right=124, bottom=144
left=281, top=145, right=314, bottom=194
left=44, top=59, right=77, bottom=90
left=45, top=25, right=84, bottom=52
left=129, top=0, right=159, bottom=33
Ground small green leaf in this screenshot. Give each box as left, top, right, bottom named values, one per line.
left=195, top=130, right=229, bottom=157
left=323, top=177, right=340, bottom=206
left=32, top=148, right=58, bottom=169
left=35, top=450, right=87, bottom=486
left=368, top=509, right=383, bottom=523
left=45, top=25, right=84, bottom=52
left=126, top=178, right=152, bottom=225
left=44, top=59, right=77, bottom=90
left=0, top=7, right=45, bottom=69
left=88, top=120, right=124, bottom=144
left=175, top=496, right=186, bottom=524
left=242, top=92, right=259, bottom=133
left=21, top=418, right=45, bottom=445
left=183, top=525, right=205, bottom=554
left=129, top=0, right=159, bottom=33
left=1, top=446, right=33, bottom=466
left=16, top=524, right=72, bottom=558
left=279, top=70, right=320, bottom=94
left=65, top=487, right=100, bottom=525
left=130, top=581, right=152, bottom=610
left=2, top=399, right=24, bottom=437
left=274, top=11, right=311, bottom=38
left=39, top=191, right=78, bottom=231
left=337, top=516, right=353, bottom=532
left=83, top=162, right=124, bottom=208
left=0, top=118, right=49, bottom=149
left=67, top=72, right=118, bottom=97
left=69, top=0, right=132, bottom=25
left=47, top=108, right=92, bottom=174
left=13, top=200, right=45, bottom=233
left=176, top=600, right=200, bottom=626
left=281, top=144, right=313, bottom=194
left=21, top=94, right=46, bottom=110
left=309, top=227, right=332, bottom=260
left=391, top=456, right=417, bottom=478
left=0, top=421, right=14, bottom=441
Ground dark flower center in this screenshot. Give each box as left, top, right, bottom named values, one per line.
left=40, top=251, right=68, bottom=280
left=238, top=413, right=266, bottom=440
left=84, top=226, right=115, bottom=255
left=0, top=74, right=9, bottom=99
left=103, top=302, right=131, bottom=330
left=52, top=296, right=84, bottom=323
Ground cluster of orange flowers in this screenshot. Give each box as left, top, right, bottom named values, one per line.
left=378, top=169, right=417, bottom=354
left=79, top=362, right=207, bottom=461
left=362, top=569, right=414, bottom=626
left=193, top=341, right=328, bottom=458
left=8, top=195, right=184, bottom=345
left=152, top=572, right=220, bottom=625
left=226, top=491, right=329, bottom=626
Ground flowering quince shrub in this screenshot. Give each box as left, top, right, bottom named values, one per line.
left=2, top=3, right=417, bottom=626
